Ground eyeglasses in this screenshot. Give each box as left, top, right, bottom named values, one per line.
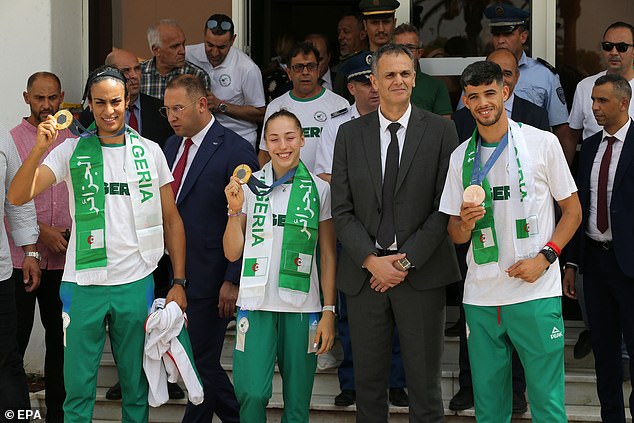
left=207, top=19, right=233, bottom=32
left=601, top=41, right=634, bottom=53
left=290, top=62, right=319, bottom=73
left=158, top=99, right=198, bottom=117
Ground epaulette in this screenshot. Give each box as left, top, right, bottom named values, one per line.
left=331, top=108, right=349, bottom=118
left=536, top=57, right=558, bottom=74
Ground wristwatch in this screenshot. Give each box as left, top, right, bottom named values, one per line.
left=322, top=305, right=336, bottom=314
left=25, top=251, right=41, bottom=262
left=171, top=278, right=188, bottom=289
left=539, top=247, right=558, bottom=266
left=218, top=103, right=228, bottom=113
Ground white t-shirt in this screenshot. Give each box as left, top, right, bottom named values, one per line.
left=314, top=104, right=360, bottom=175
left=186, top=44, right=266, bottom=147
left=259, top=88, right=349, bottom=172
left=439, top=124, right=577, bottom=306
left=43, top=136, right=173, bottom=285
left=237, top=170, right=331, bottom=312
left=568, top=70, right=634, bottom=140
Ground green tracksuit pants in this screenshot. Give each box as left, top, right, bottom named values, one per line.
left=233, top=309, right=319, bottom=423
left=464, top=296, right=567, bottom=423
left=60, top=274, right=154, bottom=423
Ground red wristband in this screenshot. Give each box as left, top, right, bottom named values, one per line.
left=545, top=241, right=561, bottom=256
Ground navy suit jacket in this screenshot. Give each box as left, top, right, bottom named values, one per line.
left=164, top=120, right=259, bottom=299
left=79, top=93, right=173, bottom=148
left=452, top=94, right=550, bottom=141
left=569, top=120, right=634, bottom=278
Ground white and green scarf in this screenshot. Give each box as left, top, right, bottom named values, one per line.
left=461, top=120, right=541, bottom=279
left=240, top=161, right=320, bottom=309
left=70, top=125, right=164, bottom=284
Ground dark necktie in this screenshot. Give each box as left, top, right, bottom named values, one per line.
left=377, top=122, right=401, bottom=249
left=128, top=104, right=139, bottom=131
left=171, top=138, right=193, bottom=198
left=597, top=136, right=616, bottom=233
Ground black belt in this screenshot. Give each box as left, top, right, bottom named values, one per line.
left=376, top=249, right=399, bottom=257
left=586, top=236, right=613, bottom=251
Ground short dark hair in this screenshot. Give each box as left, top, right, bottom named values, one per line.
left=392, top=23, right=418, bottom=38
left=84, top=65, right=128, bottom=101
left=286, top=42, right=321, bottom=66
left=460, top=61, right=504, bottom=89
left=371, top=43, right=415, bottom=75
left=339, top=11, right=364, bottom=31
left=166, top=74, right=207, bottom=99
left=603, top=21, right=634, bottom=42
left=264, top=109, right=303, bottom=136
left=595, top=73, right=632, bottom=101
left=26, top=72, right=61, bottom=91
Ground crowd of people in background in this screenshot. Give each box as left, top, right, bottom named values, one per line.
left=1, top=1, right=633, bottom=423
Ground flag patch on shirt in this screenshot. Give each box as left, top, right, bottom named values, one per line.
left=283, top=251, right=312, bottom=274
left=516, top=215, right=539, bottom=239
left=473, top=228, right=495, bottom=249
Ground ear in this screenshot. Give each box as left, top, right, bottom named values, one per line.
left=230, top=34, right=236, bottom=47
left=462, top=94, right=469, bottom=110
left=502, top=84, right=510, bottom=102
left=199, top=95, right=209, bottom=112
left=23, top=91, right=29, bottom=105
left=370, top=74, right=378, bottom=91
left=60, top=91, right=65, bottom=104
left=151, top=45, right=160, bottom=57
left=519, top=30, right=528, bottom=45
left=125, top=94, right=130, bottom=110
left=347, top=81, right=356, bottom=97
left=285, top=66, right=292, bottom=79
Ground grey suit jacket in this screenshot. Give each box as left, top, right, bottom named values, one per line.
left=331, top=105, right=461, bottom=295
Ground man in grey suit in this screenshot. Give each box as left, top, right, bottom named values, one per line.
left=331, top=43, right=461, bottom=423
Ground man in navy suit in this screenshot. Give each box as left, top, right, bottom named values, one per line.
left=448, top=47, right=551, bottom=413
left=564, top=74, right=634, bottom=423
left=163, top=74, right=258, bottom=422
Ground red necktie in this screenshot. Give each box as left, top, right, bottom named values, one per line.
left=171, top=138, right=193, bottom=197
left=597, top=136, right=616, bottom=233
left=128, top=104, right=139, bottom=131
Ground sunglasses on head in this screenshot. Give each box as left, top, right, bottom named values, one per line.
left=601, top=41, right=634, bottom=53
left=207, top=19, right=233, bottom=32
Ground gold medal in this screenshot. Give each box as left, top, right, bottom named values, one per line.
left=463, top=184, right=486, bottom=204
left=233, top=164, right=252, bottom=183
left=53, top=110, right=73, bottom=130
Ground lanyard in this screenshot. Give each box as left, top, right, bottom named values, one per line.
left=470, top=132, right=509, bottom=185
left=246, top=167, right=297, bottom=196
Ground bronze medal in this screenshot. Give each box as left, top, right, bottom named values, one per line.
left=463, top=184, right=486, bottom=204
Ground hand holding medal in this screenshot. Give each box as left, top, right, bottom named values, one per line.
left=54, top=110, right=74, bottom=130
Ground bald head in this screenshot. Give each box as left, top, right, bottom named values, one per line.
left=486, top=48, right=519, bottom=95
left=105, top=48, right=141, bottom=101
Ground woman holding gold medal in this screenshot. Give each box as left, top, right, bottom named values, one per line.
left=223, top=109, right=336, bottom=422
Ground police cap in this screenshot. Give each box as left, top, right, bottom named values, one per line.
left=342, top=51, right=373, bottom=82
left=484, top=3, right=529, bottom=34
left=358, top=0, right=400, bottom=17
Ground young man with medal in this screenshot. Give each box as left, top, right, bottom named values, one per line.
left=439, top=60, right=581, bottom=422
left=223, top=110, right=336, bottom=422
left=8, top=66, right=187, bottom=423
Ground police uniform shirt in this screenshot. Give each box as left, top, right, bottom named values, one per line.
left=514, top=52, right=568, bottom=127
left=314, top=104, right=360, bottom=175
left=186, top=44, right=266, bottom=147
left=259, top=88, right=350, bottom=172
left=568, top=70, right=634, bottom=140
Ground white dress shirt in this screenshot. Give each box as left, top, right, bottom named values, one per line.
left=171, top=116, right=215, bottom=199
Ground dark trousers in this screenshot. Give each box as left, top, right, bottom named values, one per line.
left=0, top=277, right=31, bottom=417
left=583, top=242, right=634, bottom=423
left=13, top=269, right=65, bottom=422
left=337, top=291, right=406, bottom=390
left=183, top=297, right=240, bottom=423
left=347, top=281, right=445, bottom=423
left=453, top=243, right=526, bottom=393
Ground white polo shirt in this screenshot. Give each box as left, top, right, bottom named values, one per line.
left=186, top=44, right=266, bottom=147
left=259, top=88, right=349, bottom=172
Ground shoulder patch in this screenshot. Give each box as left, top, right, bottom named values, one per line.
left=331, top=108, right=349, bottom=118
left=536, top=57, right=557, bottom=74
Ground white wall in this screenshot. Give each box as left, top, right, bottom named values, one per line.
left=0, top=0, right=85, bottom=129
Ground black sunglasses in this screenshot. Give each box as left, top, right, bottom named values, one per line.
left=601, top=41, right=634, bottom=53
left=207, top=19, right=233, bottom=32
